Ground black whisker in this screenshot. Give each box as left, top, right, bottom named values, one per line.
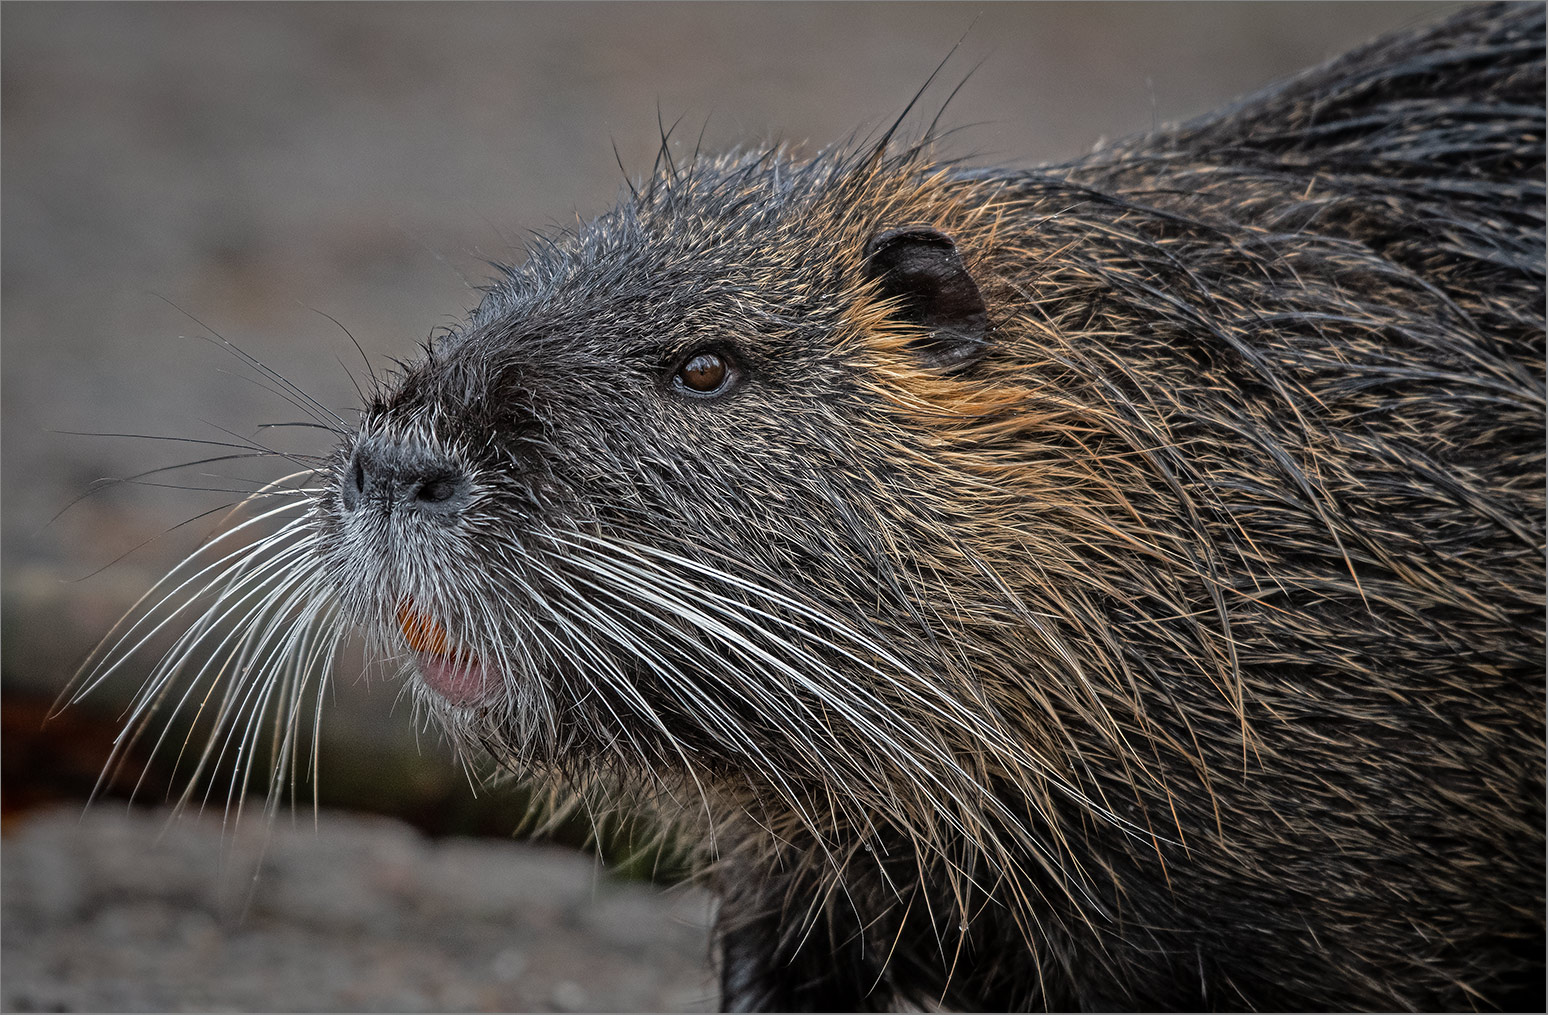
left=151, top=292, right=350, bottom=431
left=305, top=303, right=380, bottom=395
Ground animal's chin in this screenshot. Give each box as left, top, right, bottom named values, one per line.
left=396, top=603, right=500, bottom=706
left=412, top=651, right=498, bottom=706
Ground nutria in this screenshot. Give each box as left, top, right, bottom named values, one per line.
left=77, top=3, right=1545, bottom=1011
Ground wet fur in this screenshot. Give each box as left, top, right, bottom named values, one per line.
left=78, top=5, right=1544, bottom=1011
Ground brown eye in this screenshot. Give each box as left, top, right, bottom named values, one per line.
left=674, top=350, right=734, bottom=396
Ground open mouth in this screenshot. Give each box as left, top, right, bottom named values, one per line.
left=395, top=604, right=495, bottom=706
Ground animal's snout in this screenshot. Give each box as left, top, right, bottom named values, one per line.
left=341, top=434, right=472, bottom=520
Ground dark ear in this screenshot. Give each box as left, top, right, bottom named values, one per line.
left=862, top=226, right=989, bottom=368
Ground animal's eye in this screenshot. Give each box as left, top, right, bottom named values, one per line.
left=672, top=349, right=737, bottom=397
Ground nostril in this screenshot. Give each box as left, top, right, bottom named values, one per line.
left=340, top=449, right=367, bottom=511
left=408, top=470, right=471, bottom=518
left=415, top=475, right=459, bottom=504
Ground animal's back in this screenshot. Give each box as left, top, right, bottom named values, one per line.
left=728, top=5, right=1546, bottom=1008
left=948, top=4, right=1546, bottom=1007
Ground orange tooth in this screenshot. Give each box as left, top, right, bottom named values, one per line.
left=397, top=604, right=455, bottom=657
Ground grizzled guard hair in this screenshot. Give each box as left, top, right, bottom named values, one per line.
left=71, top=4, right=1544, bottom=1011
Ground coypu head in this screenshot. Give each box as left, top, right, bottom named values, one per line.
left=310, top=143, right=1204, bottom=952
left=315, top=145, right=1040, bottom=806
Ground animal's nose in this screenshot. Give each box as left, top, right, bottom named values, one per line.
left=340, top=435, right=472, bottom=520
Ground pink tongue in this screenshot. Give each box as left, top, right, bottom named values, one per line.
left=416, top=653, right=495, bottom=705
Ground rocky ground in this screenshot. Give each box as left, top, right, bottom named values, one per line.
left=3, top=806, right=714, bottom=1013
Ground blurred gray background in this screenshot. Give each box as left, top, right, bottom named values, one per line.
left=3, top=3, right=1455, bottom=1010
